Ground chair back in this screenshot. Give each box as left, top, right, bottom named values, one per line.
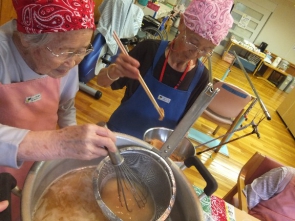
left=79, top=33, right=106, bottom=83
left=244, top=154, right=283, bottom=185
left=208, top=81, right=252, bottom=119
left=223, top=152, right=284, bottom=211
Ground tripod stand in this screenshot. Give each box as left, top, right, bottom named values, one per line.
left=196, top=114, right=265, bottom=155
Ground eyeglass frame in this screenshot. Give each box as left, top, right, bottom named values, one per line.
left=46, top=43, right=94, bottom=59
left=183, top=27, right=214, bottom=57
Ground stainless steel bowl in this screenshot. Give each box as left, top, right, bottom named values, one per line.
left=143, top=127, right=195, bottom=162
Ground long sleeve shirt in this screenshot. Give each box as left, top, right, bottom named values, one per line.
left=0, top=20, right=78, bottom=168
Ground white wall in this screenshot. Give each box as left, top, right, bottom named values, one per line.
left=254, top=0, right=295, bottom=63
left=176, top=0, right=295, bottom=63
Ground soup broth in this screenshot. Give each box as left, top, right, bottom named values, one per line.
left=33, top=167, right=107, bottom=221
left=149, top=139, right=164, bottom=149
left=101, top=177, right=155, bottom=221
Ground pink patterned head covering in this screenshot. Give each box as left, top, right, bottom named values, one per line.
left=183, top=0, right=234, bottom=45
left=13, top=0, right=95, bottom=34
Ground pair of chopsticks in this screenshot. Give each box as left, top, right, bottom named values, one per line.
left=112, top=31, right=165, bottom=121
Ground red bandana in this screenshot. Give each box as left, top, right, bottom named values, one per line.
left=13, top=0, right=95, bottom=34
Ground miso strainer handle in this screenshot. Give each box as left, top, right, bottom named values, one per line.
left=160, top=83, right=219, bottom=158
left=183, top=156, right=218, bottom=198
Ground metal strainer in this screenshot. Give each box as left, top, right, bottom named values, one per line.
left=93, top=84, right=218, bottom=221
left=93, top=146, right=176, bottom=221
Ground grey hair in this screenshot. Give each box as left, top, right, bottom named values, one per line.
left=20, top=32, right=54, bottom=47
left=12, top=20, right=54, bottom=47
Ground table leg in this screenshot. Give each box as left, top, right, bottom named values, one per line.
left=257, top=77, right=276, bottom=87
left=262, top=67, right=273, bottom=79
left=256, top=66, right=276, bottom=87
left=225, top=42, right=234, bottom=53
left=253, top=60, right=264, bottom=76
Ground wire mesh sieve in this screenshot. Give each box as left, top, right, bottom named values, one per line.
left=93, top=146, right=176, bottom=221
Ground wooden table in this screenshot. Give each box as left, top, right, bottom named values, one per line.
left=234, top=208, right=260, bottom=221
left=254, top=61, right=289, bottom=87
left=225, top=38, right=266, bottom=75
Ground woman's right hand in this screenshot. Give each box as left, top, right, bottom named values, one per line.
left=96, top=53, right=141, bottom=87
left=17, top=124, right=118, bottom=162
left=113, top=53, right=140, bottom=79
left=0, top=200, right=8, bottom=212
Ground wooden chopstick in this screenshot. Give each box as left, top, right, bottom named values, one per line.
left=112, top=31, right=164, bottom=120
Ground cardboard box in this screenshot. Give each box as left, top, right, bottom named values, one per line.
left=222, top=51, right=235, bottom=64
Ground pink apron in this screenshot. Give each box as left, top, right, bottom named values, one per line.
left=249, top=176, right=295, bottom=221
left=0, top=76, right=60, bottom=221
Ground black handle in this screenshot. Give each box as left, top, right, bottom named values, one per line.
left=184, top=156, right=218, bottom=196
left=0, top=173, right=17, bottom=221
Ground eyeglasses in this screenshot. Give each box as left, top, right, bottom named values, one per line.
left=46, top=44, right=94, bottom=59
left=183, top=28, right=213, bottom=57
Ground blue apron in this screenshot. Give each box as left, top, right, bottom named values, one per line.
left=107, top=41, right=204, bottom=139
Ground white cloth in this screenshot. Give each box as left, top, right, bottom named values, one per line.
left=0, top=20, right=79, bottom=168
left=97, top=0, right=143, bottom=55
left=243, top=166, right=295, bottom=209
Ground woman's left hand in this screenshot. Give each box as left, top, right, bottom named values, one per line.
left=0, top=200, right=8, bottom=212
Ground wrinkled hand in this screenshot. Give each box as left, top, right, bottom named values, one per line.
left=56, top=124, right=117, bottom=160
left=18, top=124, right=118, bottom=162
left=113, top=53, right=140, bottom=79
left=0, top=200, right=8, bottom=212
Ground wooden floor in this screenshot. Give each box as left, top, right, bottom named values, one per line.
left=75, top=53, right=295, bottom=199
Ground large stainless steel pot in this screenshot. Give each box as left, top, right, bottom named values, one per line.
left=20, top=133, right=213, bottom=221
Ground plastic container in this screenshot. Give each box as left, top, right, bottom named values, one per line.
left=138, top=0, right=148, bottom=6
left=272, top=57, right=282, bottom=67
left=284, top=76, right=295, bottom=94
left=147, top=1, right=160, bottom=12
left=258, top=42, right=268, bottom=52
left=173, top=17, right=180, bottom=28
left=222, top=51, right=235, bottom=64
left=167, top=0, right=178, bottom=5
left=278, top=74, right=293, bottom=91
left=278, top=60, right=289, bottom=71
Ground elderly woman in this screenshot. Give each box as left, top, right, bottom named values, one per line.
left=0, top=0, right=117, bottom=219
left=97, top=0, right=234, bottom=139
